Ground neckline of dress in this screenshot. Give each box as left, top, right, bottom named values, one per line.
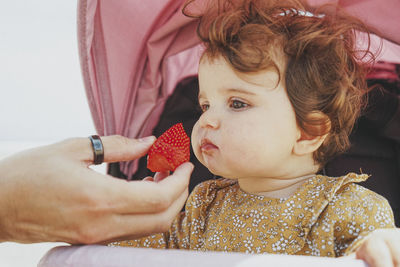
left=234, top=174, right=318, bottom=201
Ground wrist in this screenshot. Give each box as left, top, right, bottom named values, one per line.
left=0, top=160, right=18, bottom=242
left=0, top=192, right=12, bottom=243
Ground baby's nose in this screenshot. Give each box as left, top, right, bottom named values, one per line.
left=198, top=109, right=220, bottom=129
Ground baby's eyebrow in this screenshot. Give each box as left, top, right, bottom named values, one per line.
left=197, top=88, right=257, bottom=101
left=222, top=88, right=257, bottom=95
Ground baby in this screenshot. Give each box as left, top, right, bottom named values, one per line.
left=112, top=0, right=399, bottom=265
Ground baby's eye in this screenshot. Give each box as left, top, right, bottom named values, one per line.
left=229, top=99, right=248, bottom=110
left=200, top=103, right=210, bottom=112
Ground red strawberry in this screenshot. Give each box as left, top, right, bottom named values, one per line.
left=147, top=123, right=190, bottom=172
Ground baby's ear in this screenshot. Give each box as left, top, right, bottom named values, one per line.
left=293, top=112, right=331, bottom=156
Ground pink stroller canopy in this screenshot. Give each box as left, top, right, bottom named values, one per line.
left=77, top=0, right=400, bottom=177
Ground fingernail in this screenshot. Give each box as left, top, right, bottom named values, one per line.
left=183, top=162, right=194, bottom=172
left=138, top=136, right=156, bottom=143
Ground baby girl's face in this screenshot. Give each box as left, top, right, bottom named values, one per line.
left=191, top=56, right=301, bottom=180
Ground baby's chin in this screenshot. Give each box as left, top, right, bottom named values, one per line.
left=203, top=163, right=238, bottom=179
left=201, top=160, right=223, bottom=177
left=197, top=154, right=238, bottom=179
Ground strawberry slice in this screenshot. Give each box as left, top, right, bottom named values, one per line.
left=147, top=123, right=190, bottom=172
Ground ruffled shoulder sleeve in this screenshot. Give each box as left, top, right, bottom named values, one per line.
left=321, top=173, right=395, bottom=256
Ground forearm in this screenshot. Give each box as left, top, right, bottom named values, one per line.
left=0, top=155, right=21, bottom=242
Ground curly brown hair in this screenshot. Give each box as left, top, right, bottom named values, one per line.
left=183, top=0, right=374, bottom=167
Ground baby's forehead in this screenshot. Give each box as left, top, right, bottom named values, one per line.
left=199, top=54, right=283, bottom=89
left=198, top=55, right=283, bottom=93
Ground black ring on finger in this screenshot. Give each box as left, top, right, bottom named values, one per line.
left=88, top=135, right=104, bottom=165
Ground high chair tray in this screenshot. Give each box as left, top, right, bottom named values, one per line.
left=38, top=245, right=367, bottom=267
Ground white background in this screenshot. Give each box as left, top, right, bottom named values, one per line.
left=0, top=1, right=98, bottom=266
left=0, top=1, right=95, bottom=142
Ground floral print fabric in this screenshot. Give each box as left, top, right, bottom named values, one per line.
left=111, top=173, right=395, bottom=256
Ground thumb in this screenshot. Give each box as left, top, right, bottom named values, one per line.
left=96, top=135, right=156, bottom=163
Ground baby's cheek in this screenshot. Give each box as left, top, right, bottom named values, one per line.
left=191, top=123, right=199, bottom=145
left=234, top=132, right=268, bottom=159
left=190, top=124, right=202, bottom=160
left=224, top=140, right=256, bottom=165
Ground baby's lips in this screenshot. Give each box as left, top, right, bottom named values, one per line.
left=200, top=138, right=218, bottom=152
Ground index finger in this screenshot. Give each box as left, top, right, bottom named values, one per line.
left=100, top=135, right=156, bottom=163
left=66, top=135, right=156, bottom=164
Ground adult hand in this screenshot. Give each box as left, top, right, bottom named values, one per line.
left=0, top=135, right=193, bottom=244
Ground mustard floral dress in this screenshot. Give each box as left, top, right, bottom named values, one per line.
left=111, top=173, right=395, bottom=256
